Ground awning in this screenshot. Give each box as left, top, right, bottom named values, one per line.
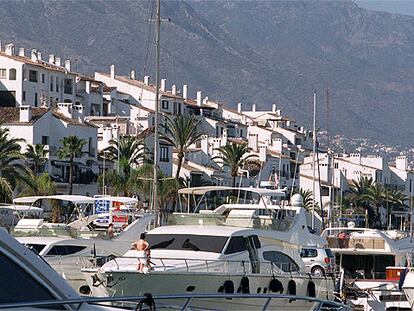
left=13, top=195, right=95, bottom=205
left=177, top=186, right=285, bottom=197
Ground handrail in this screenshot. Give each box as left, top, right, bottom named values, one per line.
left=86, top=255, right=318, bottom=276
left=0, top=293, right=350, bottom=310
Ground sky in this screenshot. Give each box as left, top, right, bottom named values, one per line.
left=355, top=0, right=414, bottom=16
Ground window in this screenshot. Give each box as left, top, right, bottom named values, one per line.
left=0, top=252, right=54, bottom=303
left=0, top=68, right=6, bottom=79
left=25, top=244, right=46, bottom=254
left=300, top=248, right=318, bottom=258
left=64, top=78, right=73, bottom=94
left=50, top=75, right=54, bottom=91
left=34, top=93, right=38, bottom=107
left=41, top=73, right=45, bottom=83
left=29, top=70, right=38, bottom=82
left=41, top=136, right=49, bottom=145
left=224, top=236, right=247, bottom=254
left=9, top=69, right=16, bottom=80
left=147, top=234, right=229, bottom=253
left=160, top=145, right=169, bottom=162
left=263, top=250, right=299, bottom=272
left=334, top=162, right=339, bottom=169
left=46, top=245, right=87, bottom=256
left=162, top=100, right=169, bottom=110
left=56, top=77, right=59, bottom=92
left=173, top=102, right=177, bottom=114
left=22, top=91, right=26, bottom=101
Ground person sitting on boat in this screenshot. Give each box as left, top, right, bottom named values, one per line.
left=131, top=233, right=150, bottom=272
left=338, top=231, right=348, bottom=248
left=107, top=223, right=115, bottom=239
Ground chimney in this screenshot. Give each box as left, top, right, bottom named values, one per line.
left=182, top=84, right=188, bottom=99
left=248, top=134, right=259, bottom=152
left=237, top=102, right=242, bottom=113
left=37, top=51, right=42, bottom=61
left=31, top=49, right=37, bottom=62
left=272, top=104, right=276, bottom=112
left=64, top=60, right=71, bottom=72
left=110, top=64, right=115, bottom=79
left=252, top=104, right=256, bottom=112
left=160, top=78, right=166, bottom=92
left=396, top=156, right=408, bottom=171
left=196, top=91, right=202, bottom=106
left=144, top=75, right=150, bottom=85
left=55, top=57, right=61, bottom=66
left=5, top=44, right=15, bottom=56
left=259, top=145, right=267, bottom=162
left=57, top=103, right=73, bottom=118
left=171, top=84, right=177, bottom=95
left=48, top=54, right=55, bottom=64
left=19, top=105, right=32, bottom=123
left=18, top=48, right=25, bottom=57
left=130, top=70, right=135, bottom=80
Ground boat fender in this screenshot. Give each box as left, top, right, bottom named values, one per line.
left=269, top=279, right=283, bottom=293
left=135, top=293, right=155, bottom=311
left=240, top=276, right=250, bottom=294
left=307, top=281, right=316, bottom=297
left=223, top=280, right=235, bottom=294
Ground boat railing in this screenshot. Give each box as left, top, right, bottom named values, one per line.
left=327, top=236, right=385, bottom=250
left=0, top=293, right=350, bottom=310
left=84, top=255, right=307, bottom=276
left=166, top=213, right=295, bottom=231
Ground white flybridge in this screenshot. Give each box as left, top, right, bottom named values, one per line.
left=83, top=186, right=336, bottom=310
left=322, top=227, right=413, bottom=310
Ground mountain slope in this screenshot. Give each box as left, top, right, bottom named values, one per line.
left=0, top=0, right=413, bottom=146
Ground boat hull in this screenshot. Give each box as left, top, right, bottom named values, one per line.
left=84, top=269, right=335, bottom=310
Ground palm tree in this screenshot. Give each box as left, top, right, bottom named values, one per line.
left=19, top=172, right=56, bottom=197
left=101, top=136, right=146, bottom=179
left=58, top=136, right=86, bottom=195
left=25, top=143, right=48, bottom=175
left=293, top=188, right=315, bottom=211
left=362, top=183, right=385, bottom=227
left=212, top=143, right=256, bottom=187
left=0, top=126, right=30, bottom=201
left=161, top=115, right=204, bottom=179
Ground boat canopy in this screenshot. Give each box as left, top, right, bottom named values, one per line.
left=0, top=204, right=43, bottom=212
left=178, top=186, right=285, bottom=197
left=13, top=195, right=95, bottom=205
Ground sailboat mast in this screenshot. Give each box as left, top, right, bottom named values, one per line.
left=153, top=0, right=161, bottom=212
left=312, top=90, right=317, bottom=230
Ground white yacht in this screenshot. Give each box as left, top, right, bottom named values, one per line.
left=0, top=228, right=135, bottom=310
left=83, top=187, right=336, bottom=310
left=322, top=226, right=412, bottom=311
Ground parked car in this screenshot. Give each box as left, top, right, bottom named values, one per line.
left=300, top=246, right=335, bottom=275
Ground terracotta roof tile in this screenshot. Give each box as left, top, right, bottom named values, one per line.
left=0, top=107, right=49, bottom=125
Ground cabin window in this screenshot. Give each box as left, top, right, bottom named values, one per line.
left=0, top=252, right=54, bottom=303
left=26, top=243, right=46, bottom=254
left=263, top=250, right=299, bottom=272
left=147, top=234, right=228, bottom=253
left=46, top=245, right=87, bottom=256
left=224, top=236, right=247, bottom=254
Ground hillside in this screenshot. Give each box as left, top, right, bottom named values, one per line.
left=0, top=0, right=413, bottom=147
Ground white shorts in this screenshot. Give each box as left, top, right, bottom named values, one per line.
left=134, top=250, right=148, bottom=264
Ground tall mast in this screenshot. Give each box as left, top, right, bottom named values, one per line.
left=152, top=0, right=161, bottom=212
left=312, top=90, right=317, bottom=230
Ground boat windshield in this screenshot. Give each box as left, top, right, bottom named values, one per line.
left=25, top=243, right=46, bottom=254
left=147, top=234, right=228, bottom=253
